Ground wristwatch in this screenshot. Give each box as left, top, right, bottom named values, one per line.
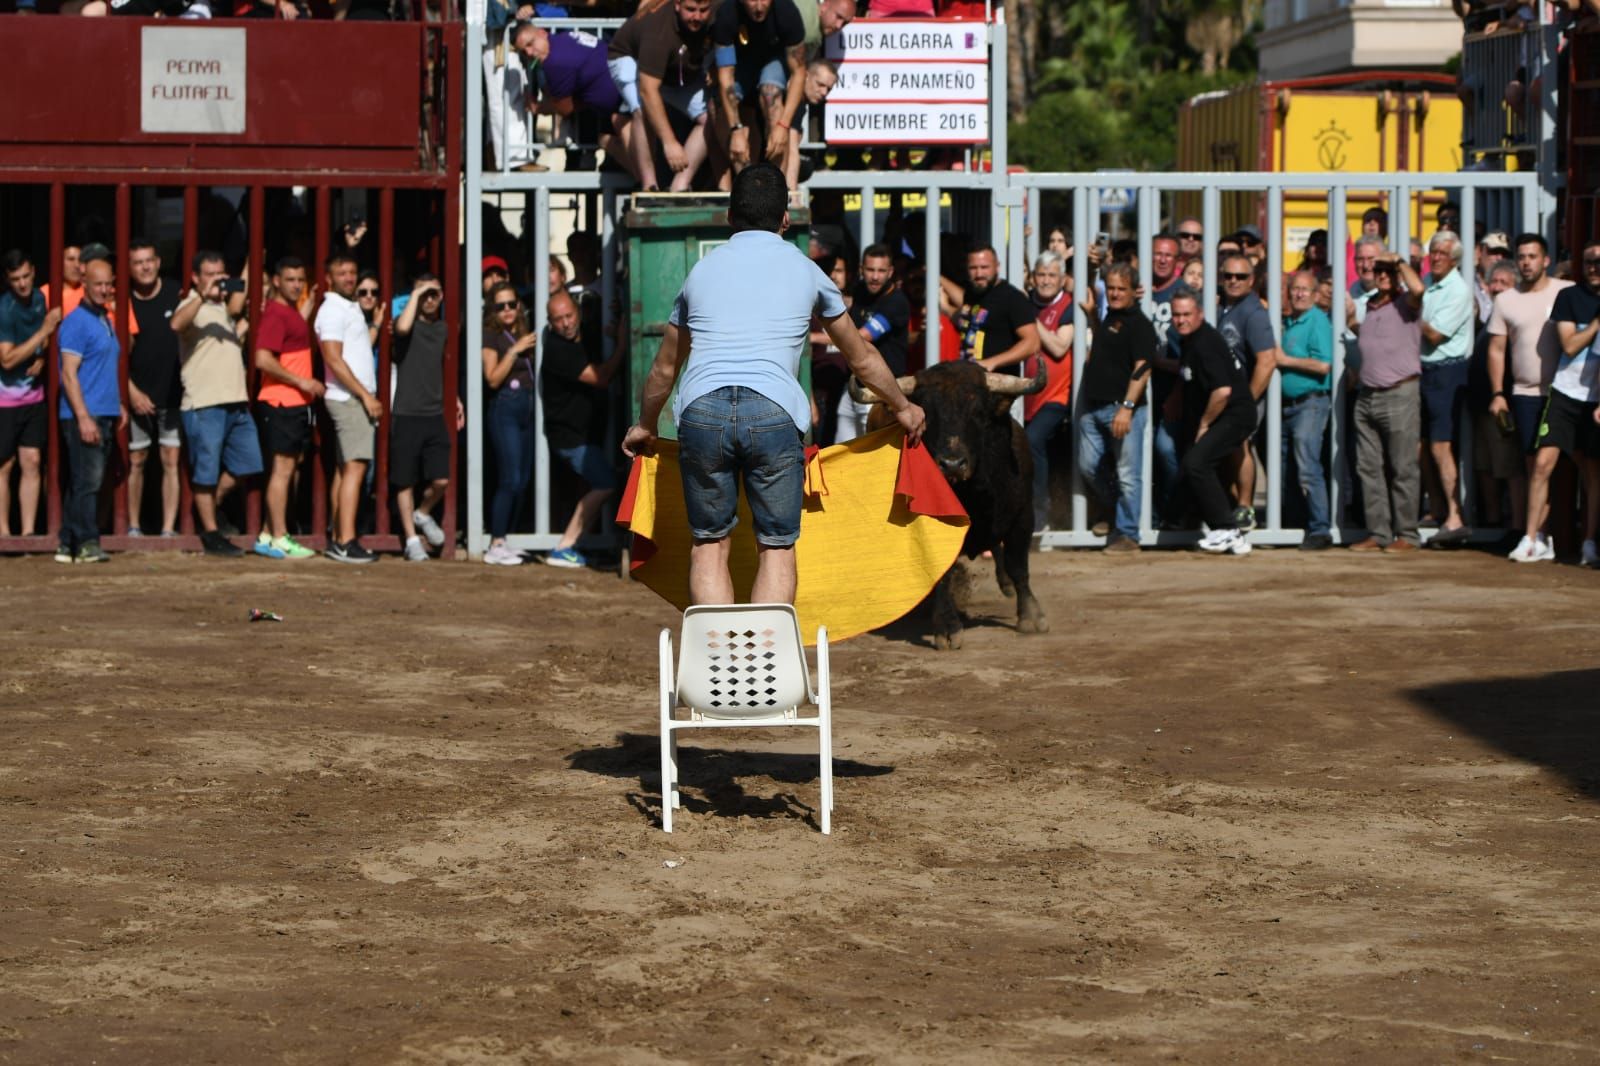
left=730, top=122, right=746, bottom=131
left=1120, top=400, right=1137, bottom=410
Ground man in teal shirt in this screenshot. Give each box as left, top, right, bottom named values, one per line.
left=1418, top=230, right=1476, bottom=545
left=1279, top=270, right=1334, bottom=548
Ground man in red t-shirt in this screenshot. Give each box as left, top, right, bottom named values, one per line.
left=252, top=256, right=323, bottom=559
left=1024, top=251, right=1073, bottom=536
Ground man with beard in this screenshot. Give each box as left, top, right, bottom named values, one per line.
left=943, top=246, right=1040, bottom=377
left=0, top=250, right=62, bottom=541
left=1171, top=290, right=1257, bottom=556
left=607, top=0, right=716, bottom=192
left=834, top=243, right=910, bottom=443
left=125, top=239, right=183, bottom=538
left=1146, top=232, right=1185, bottom=520
left=1025, top=250, right=1073, bottom=536
left=713, top=0, right=808, bottom=174
left=541, top=290, right=625, bottom=569
left=1216, top=252, right=1282, bottom=530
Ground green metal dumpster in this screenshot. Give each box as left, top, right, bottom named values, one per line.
left=625, top=193, right=812, bottom=440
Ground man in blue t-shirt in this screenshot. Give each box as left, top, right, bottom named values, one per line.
left=622, top=164, right=923, bottom=605
left=56, top=258, right=127, bottom=563
left=1279, top=271, right=1335, bottom=547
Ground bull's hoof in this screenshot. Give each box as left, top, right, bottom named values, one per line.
left=932, top=631, right=964, bottom=651
left=997, top=581, right=1016, bottom=599
left=1017, top=615, right=1050, bottom=635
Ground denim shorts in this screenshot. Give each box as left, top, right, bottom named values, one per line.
left=556, top=442, right=617, bottom=492
left=607, top=56, right=708, bottom=120
left=181, top=403, right=263, bottom=486
left=677, top=386, right=804, bottom=547
left=1419, top=359, right=1468, bottom=443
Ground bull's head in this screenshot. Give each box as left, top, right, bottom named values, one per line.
left=850, top=364, right=1046, bottom=484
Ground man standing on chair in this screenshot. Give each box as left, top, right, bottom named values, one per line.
left=622, top=163, right=925, bottom=606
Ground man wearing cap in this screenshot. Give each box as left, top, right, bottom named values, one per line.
left=482, top=255, right=510, bottom=297
left=1475, top=232, right=1510, bottom=324
left=1234, top=225, right=1265, bottom=268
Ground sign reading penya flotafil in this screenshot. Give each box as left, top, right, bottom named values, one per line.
left=823, top=20, right=988, bottom=62
left=141, top=26, right=247, bottom=135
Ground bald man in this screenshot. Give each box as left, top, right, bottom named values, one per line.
left=540, top=291, right=626, bottom=569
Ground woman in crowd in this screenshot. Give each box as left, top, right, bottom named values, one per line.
left=809, top=252, right=855, bottom=446
left=480, top=282, right=538, bottom=566
left=356, top=270, right=384, bottom=348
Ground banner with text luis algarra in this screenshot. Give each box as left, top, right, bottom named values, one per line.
left=822, top=20, right=989, bottom=146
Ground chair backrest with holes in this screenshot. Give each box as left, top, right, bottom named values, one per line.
left=675, top=605, right=814, bottom=719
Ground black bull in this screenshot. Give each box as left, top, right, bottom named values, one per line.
left=853, top=361, right=1050, bottom=650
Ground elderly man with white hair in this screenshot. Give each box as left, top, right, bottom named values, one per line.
left=1417, top=229, right=1476, bottom=545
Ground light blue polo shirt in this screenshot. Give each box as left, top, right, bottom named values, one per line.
left=669, top=229, right=845, bottom=433
left=1421, top=267, right=1474, bottom=365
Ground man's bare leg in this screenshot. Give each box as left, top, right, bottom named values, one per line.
left=557, top=487, right=613, bottom=551
left=1524, top=446, right=1559, bottom=542
left=669, top=118, right=708, bottom=192
left=158, top=443, right=181, bottom=534
left=1584, top=458, right=1600, bottom=541
left=337, top=460, right=367, bottom=544
left=396, top=486, right=418, bottom=542
left=628, top=112, right=658, bottom=190
left=0, top=456, right=12, bottom=536
left=126, top=448, right=147, bottom=530
left=689, top=537, right=735, bottom=605
left=1430, top=440, right=1465, bottom=528
left=751, top=543, right=797, bottom=604
left=265, top=453, right=296, bottom=539
left=16, top=446, right=41, bottom=536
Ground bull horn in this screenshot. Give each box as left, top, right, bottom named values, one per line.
left=983, top=367, right=1049, bottom=397
left=847, top=374, right=918, bottom=405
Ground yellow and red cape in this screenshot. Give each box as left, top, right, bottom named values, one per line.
left=616, top=427, right=970, bottom=644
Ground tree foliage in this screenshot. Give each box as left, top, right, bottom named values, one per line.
left=1007, top=0, right=1259, bottom=172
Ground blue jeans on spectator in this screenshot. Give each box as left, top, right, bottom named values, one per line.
left=1026, top=402, right=1069, bottom=531
left=1152, top=417, right=1181, bottom=524
left=61, top=417, right=116, bottom=552
left=488, top=387, right=536, bottom=539
left=1283, top=392, right=1332, bottom=537
left=1075, top=402, right=1146, bottom=541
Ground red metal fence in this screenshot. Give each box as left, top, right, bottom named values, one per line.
left=0, top=15, right=462, bottom=556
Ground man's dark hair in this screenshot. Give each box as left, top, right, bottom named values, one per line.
left=325, top=251, right=359, bottom=272
left=1110, top=238, right=1137, bottom=263
left=191, top=249, right=224, bottom=275
left=273, top=255, right=305, bottom=275
left=1, top=249, right=31, bottom=274
left=1103, top=262, right=1137, bottom=288
left=1439, top=200, right=1460, bottom=218
left=1169, top=286, right=1200, bottom=309
left=728, top=164, right=788, bottom=233
left=414, top=270, right=439, bottom=285
left=967, top=244, right=998, bottom=261
left=861, top=243, right=892, bottom=262
left=128, top=237, right=158, bottom=256
left=1513, top=232, right=1548, bottom=254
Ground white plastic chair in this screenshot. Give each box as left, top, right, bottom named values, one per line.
left=659, top=604, right=833, bottom=834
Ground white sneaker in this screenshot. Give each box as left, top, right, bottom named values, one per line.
left=1582, top=539, right=1599, bottom=569
left=483, top=542, right=522, bottom=566
left=1197, top=528, right=1235, bottom=554
left=404, top=535, right=429, bottom=562
left=1226, top=530, right=1253, bottom=556
left=1535, top=535, right=1557, bottom=562
left=413, top=509, right=445, bottom=549
left=1508, top=535, right=1549, bottom=563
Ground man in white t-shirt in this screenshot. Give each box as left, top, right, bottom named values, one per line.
left=315, top=252, right=382, bottom=564
left=1519, top=239, right=1600, bottom=567
left=1487, top=233, right=1573, bottom=562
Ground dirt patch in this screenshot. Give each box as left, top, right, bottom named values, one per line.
left=2, top=548, right=1598, bottom=1063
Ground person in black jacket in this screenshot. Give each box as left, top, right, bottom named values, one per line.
left=1171, top=290, right=1258, bottom=556
left=1072, top=263, right=1156, bottom=551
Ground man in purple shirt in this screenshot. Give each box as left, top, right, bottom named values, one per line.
left=1348, top=252, right=1424, bottom=552
left=512, top=25, right=637, bottom=181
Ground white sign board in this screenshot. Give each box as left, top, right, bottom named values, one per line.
left=823, top=21, right=988, bottom=62
left=831, top=61, right=988, bottom=104
left=825, top=102, right=988, bottom=145
left=141, top=27, right=247, bottom=136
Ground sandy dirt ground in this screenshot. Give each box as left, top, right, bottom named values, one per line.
left=2, top=546, right=1598, bottom=1064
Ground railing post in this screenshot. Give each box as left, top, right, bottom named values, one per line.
left=1070, top=183, right=1089, bottom=535
left=465, top=14, right=487, bottom=558
left=1137, top=181, right=1155, bottom=543
left=46, top=182, right=65, bottom=543
left=245, top=184, right=265, bottom=544
left=533, top=183, right=551, bottom=537
left=1265, top=183, right=1284, bottom=534
left=924, top=184, right=940, bottom=371
left=113, top=182, right=132, bottom=539
left=860, top=184, right=876, bottom=249
left=1328, top=184, right=1348, bottom=540
left=376, top=185, right=395, bottom=539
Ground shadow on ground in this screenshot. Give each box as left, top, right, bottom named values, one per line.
left=1407, top=668, right=1600, bottom=800
left=568, top=731, right=895, bottom=828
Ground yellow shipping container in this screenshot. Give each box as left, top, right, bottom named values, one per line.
left=1177, top=74, right=1463, bottom=257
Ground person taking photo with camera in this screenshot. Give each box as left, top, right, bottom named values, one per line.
left=171, top=250, right=262, bottom=558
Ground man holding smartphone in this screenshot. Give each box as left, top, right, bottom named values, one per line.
left=171, top=250, right=261, bottom=558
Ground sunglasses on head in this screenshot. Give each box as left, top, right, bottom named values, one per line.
left=1222, top=271, right=1252, bottom=281
left=494, top=300, right=519, bottom=311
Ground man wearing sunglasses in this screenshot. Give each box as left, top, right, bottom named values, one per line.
left=1174, top=219, right=1203, bottom=265
left=1217, top=252, right=1281, bottom=531
left=1348, top=253, right=1425, bottom=553
left=1522, top=240, right=1600, bottom=568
